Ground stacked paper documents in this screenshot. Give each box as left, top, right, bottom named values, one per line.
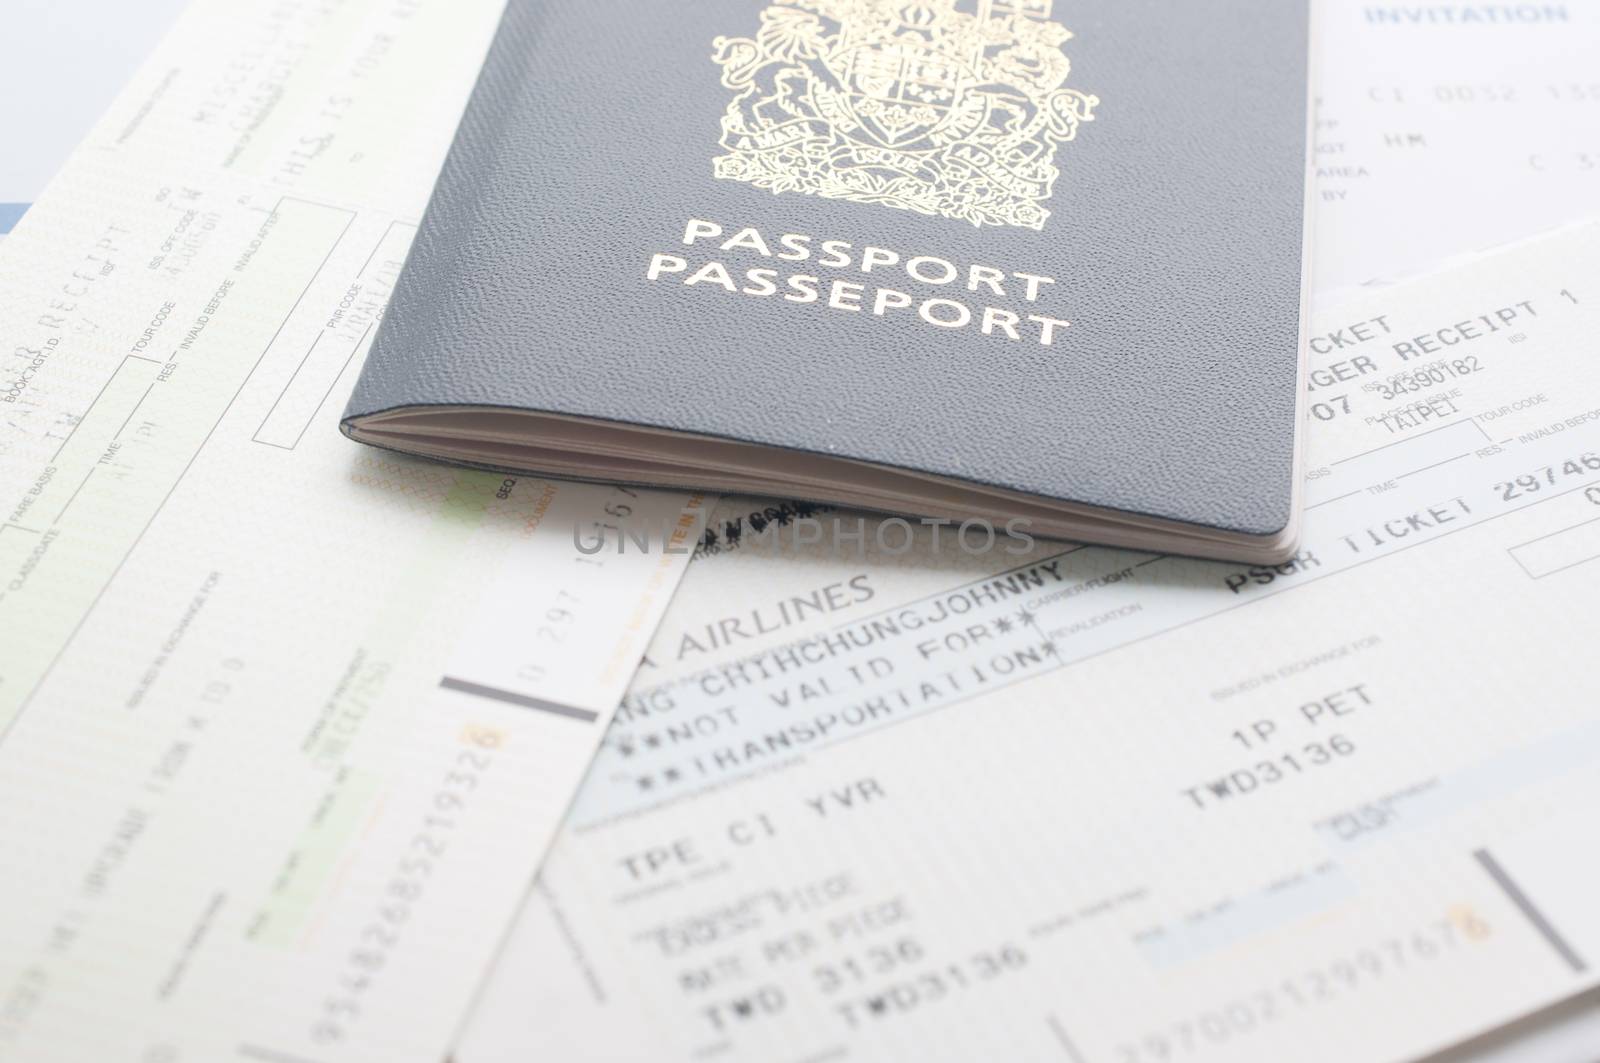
left=2, top=1, right=1599, bottom=1061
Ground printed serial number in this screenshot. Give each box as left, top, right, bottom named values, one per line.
left=834, top=944, right=1027, bottom=1028
left=1181, top=737, right=1358, bottom=811
left=813, top=936, right=925, bottom=994
left=1369, top=357, right=1482, bottom=402
left=309, top=724, right=504, bottom=1046
left=1114, top=910, right=1491, bottom=1062
left=1495, top=453, right=1600, bottom=500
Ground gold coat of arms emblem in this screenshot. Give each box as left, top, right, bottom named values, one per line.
left=711, top=0, right=1098, bottom=230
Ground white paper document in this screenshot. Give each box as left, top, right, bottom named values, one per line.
left=0, top=1, right=700, bottom=1060
left=1312, top=0, right=1600, bottom=293
left=460, top=222, right=1600, bottom=1063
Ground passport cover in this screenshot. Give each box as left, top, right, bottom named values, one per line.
left=342, top=0, right=1313, bottom=561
